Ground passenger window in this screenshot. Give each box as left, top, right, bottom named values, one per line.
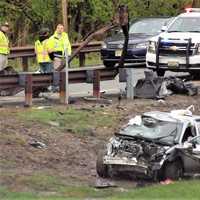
left=182, top=126, right=196, bottom=143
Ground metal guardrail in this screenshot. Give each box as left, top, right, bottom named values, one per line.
left=9, top=41, right=102, bottom=70
left=0, top=66, right=118, bottom=106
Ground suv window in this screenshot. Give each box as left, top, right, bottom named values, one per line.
left=129, top=18, right=168, bottom=35
left=168, top=17, right=200, bottom=32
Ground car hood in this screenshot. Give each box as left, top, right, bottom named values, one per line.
left=150, top=32, right=200, bottom=43
left=105, top=33, right=155, bottom=45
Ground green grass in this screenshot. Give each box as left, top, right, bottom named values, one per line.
left=70, top=52, right=102, bottom=68
left=8, top=52, right=102, bottom=72
left=1, top=180, right=200, bottom=200
left=18, top=107, right=118, bottom=135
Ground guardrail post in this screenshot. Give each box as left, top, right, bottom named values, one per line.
left=93, top=70, right=100, bottom=98
left=24, top=74, right=32, bottom=107
left=59, top=71, right=68, bottom=104
left=22, top=57, right=28, bottom=71
left=79, top=52, right=85, bottom=67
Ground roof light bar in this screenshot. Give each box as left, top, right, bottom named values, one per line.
left=185, top=8, right=200, bottom=13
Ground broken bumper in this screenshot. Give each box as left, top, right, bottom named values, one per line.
left=104, top=156, right=150, bottom=176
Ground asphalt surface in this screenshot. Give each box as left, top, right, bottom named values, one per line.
left=0, top=67, right=189, bottom=104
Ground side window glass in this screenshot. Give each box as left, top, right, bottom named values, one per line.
left=182, top=126, right=196, bottom=143
left=196, top=121, right=200, bottom=134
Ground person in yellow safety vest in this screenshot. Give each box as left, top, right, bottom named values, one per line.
left=0, top=22, right=10, bottom=71
left=34, top=28, right=53, bottom=73
left=48, top=24, right=71, bottom=70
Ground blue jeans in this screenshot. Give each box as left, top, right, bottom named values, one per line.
left=39, top=62, right=53, bottom=73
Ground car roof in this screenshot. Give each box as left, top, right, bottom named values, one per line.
left=143, top=111, right=200, bottom=123
left=130, top=17, right=171, bottom=24
left=179, top=12, right=200, bottom=18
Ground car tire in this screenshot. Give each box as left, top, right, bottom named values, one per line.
left=103, top=61, right=116, bottom=68
left=156, top=69, right=165, bottom=77
left=96, top=150, right=109, bottom=178
left=163, top=160, right=183, bottom=180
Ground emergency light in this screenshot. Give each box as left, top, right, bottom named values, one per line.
left=185, top=8, right=200, bottom=13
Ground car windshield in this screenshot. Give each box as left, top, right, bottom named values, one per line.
left=129, top=18, right=169, bottom=34
left=168, top=17, right=200, bottom=32
left=120, top=117, right=183, bottom=144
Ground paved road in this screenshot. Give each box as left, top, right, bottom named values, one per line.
left=68, top=68, right=189, bottom=97
left=0, top=67, right=189, bottom=104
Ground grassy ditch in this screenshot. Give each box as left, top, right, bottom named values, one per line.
left=18, top=107, right=119, bottom=135
left=1, top=180, right=200, bottom=200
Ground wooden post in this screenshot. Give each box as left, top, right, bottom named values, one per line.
left=22, top=57, right=28, bottom=72
left=59, top=71, right=67, bottom=104
left=62, top=0, right=68, bottom=32
left=24, top=74, right=32, bottom=107
left=79, top=53, right=86, bottom=67
left=93, top=70, right=100, bottom=98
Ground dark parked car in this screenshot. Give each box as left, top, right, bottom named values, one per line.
left=96, top=107, right=200, bottom=181
left=101, top=17, right=171, bottom=68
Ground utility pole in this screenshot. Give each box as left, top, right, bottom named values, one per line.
left=61, top=0, right=69, bottom=104
left=62, top=0, right=68, bottom=32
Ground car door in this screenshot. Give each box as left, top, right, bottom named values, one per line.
left=179, top=135, right=200, bottom=174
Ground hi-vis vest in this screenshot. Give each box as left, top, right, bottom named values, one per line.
left=0, top=31, right=9, bottom=55
left=35, top=39, right=51, bottom=63
left=48, top=31, right=71, bottom=56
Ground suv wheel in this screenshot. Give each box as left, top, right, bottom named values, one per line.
left=156, top=69, right=165, bottom=77
left=163, top=160, right=183, bottom=180
left=103, top=61, right=116, bottom=68
left=96, top=150, right=109, bottom=178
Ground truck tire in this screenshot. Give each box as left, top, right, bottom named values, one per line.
left=163, top=160, right=183, bottom=180
left=96, top=150, right=109, bottom=178
left=156, top=69, right=165, bottom=77
left=103, top=61, right=116, bottom=68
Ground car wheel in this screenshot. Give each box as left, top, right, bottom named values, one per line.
left=103, top=61, right=116, bottom=68
left=96, top=150, right=109, bottom=178
left=163, top=160, right=183, bottom=180
left=156, top=69, right=165, bottom=77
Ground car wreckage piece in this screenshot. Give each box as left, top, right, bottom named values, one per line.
left=96, top=106, right=200, bottom=181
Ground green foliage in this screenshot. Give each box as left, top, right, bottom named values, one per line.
left=0, top=0, right=194, bottom=44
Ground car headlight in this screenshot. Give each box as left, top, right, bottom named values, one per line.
left=148, top=41, right=156, bottom=53
left=135, top=42, right=149, bottom=49
left=102, top=42, right=107, bottom=49
left=107, top=137, right=121, bottom=156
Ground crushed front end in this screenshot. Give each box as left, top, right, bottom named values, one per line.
left=103, top=135, right=169, bottom=179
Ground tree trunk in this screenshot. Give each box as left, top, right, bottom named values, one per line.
left=192, top=0, right=200, bottom=7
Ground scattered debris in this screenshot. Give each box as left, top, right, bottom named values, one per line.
left=29, top=140, right=47, bottom=149
left=35, top=106, right=52, bottom=110
left=48, top=121, right=60, bottom=127
left=84, top=97, right=112, bottom=105
left=94, top=178, right=117, bottom=189
left=160, top=179, right=174, bottom=185
left=134, top=71, right=198, bottom=99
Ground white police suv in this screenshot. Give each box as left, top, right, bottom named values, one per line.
left=146, top=8, right=200, bottom=77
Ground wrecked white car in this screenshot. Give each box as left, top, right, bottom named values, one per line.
left=96, top=106, right=200, bottom=180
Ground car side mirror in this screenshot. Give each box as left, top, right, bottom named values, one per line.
left=161, top=25, right=167, bottom=32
